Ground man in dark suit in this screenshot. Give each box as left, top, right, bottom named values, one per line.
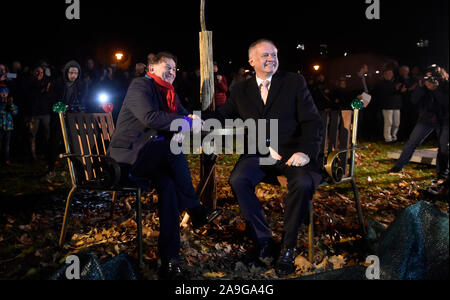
left=217, top=39, right=323, bottom=276
left=107, top=52, right=219, bottom=280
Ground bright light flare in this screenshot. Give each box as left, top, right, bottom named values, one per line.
left=99, top=93, right=109, bottom=104
left=115, top=53, right=124, bottom=61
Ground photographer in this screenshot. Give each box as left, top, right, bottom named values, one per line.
left=0, top=87, right=18, bottom=167
left=389, top=65, right=449, bottom=180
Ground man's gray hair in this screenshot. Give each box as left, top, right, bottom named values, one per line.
left=248, top=39, right=277, bottom=59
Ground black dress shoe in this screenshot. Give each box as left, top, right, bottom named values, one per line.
left=438, top=173, right=449, bottom=181
left=189, top=205, right=223, bottom=229
left=159, top=259, right=185, bottom=280
left=276, top=247, right=297, bottom=276
left=388, top=166, right=403, bottom=173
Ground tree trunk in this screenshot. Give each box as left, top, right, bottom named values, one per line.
left=199, top=0, right=217, bottom=209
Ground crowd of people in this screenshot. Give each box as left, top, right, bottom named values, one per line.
left=0, top=55, right=448, bottom=180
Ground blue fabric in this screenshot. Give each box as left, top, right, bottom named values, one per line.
left=0, top=87, right=9, bottom=94
left=182, top=116, right=193, bottom=132
left=0, top=103, right=18, bottom=131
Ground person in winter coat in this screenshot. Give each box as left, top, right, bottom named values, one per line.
left=389, top=66, right=449, bottom=179
left=23, top=65, right=54, bottom=160
left=0, top=87, right=18, bottom=166
left=54, top=60, right=87, bottom=110
left=373, top=69, right=406, bottom=143
left=44, top=60, right=87, bottom=179
left=213, top=62, right=228, bottom=109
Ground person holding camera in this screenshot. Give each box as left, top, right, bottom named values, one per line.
left=0, top=87, right=18, bottom=167
left=389, top=65, right=449, bottom=180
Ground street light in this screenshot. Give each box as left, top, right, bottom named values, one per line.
left=115, top=52, right=124, bottom=61
left=313, top=65, right=320, bottom=71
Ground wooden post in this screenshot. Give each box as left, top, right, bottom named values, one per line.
left=199, top=0, right=217, bottom=209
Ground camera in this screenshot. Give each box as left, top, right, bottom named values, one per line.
left=424, top=75, right=438, bottom=84
left=424, top=64, right=442, bottom=84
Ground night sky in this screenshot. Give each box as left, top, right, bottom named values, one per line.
left=2, top=0, right=449, bottom=72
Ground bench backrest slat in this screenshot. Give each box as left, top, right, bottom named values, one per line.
left=65, top=113, right=115, bottom=184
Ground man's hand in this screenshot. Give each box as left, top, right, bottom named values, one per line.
left=286, top=153, right=310, bottom=167
left=172, top=132, right=185, bottom=144
left=269, top=147, right=282, bottom=161
left=189, top=114, right=204, bottom=134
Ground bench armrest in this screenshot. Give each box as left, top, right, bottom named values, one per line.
left=325, top=146, right=366, bottom=183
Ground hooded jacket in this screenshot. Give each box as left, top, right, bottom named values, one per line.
left=55, top=60, right=87, bottom=107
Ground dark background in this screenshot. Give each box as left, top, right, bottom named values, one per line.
left=2, top=0, right=449, bottom=73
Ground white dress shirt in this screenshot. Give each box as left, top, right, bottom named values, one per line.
left=256, top=75, right=273, bottom=91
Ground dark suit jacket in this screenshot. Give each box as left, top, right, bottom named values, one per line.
left=107, top=76, right=189, bottom=165
left=217, top=71, right=323, bottom=171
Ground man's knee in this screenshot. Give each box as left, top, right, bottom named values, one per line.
left=229, top=170, right=253, bottom=192
left=288, top=172, right=314, bottom=192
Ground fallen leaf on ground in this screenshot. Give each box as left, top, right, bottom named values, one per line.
left=294, top=255, right=314, bottom=272
left=329, top=255, right=346, bottom=269
left=203, top=272, right=226, bottom=278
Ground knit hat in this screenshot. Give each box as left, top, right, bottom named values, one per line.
left=0, top=87, right=9, bottom=94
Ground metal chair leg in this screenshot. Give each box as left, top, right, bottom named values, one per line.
left=136, top=188, right=143, bottom=267
left=59, top=186, right=77, bottom=247
left=111, top=191, right=118, bottom=216
left=308, top=201, right=314, bottom=262
left=351, top=179, right=367, bottom=237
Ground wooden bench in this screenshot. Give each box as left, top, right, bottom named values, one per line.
left=53, top=105, right=145, bottom=266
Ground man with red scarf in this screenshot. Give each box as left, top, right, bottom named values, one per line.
left=108, top=52, right=220, bottom=280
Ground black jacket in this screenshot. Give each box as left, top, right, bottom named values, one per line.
left=54, top=60, right=87, bottom=107
left=107, top=77, right=190, bottom=165
left=311, top=83, right=337, bottom=111
left=373, top=79, right=403, bottom=110
left=412, top=82, right=449, bottom=125
left=216, top=71, right=323, bottom=174
left=23, top=76, right=54, bottom=117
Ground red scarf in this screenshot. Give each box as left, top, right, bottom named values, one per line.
left=147, top=72, right=177, bottom=114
